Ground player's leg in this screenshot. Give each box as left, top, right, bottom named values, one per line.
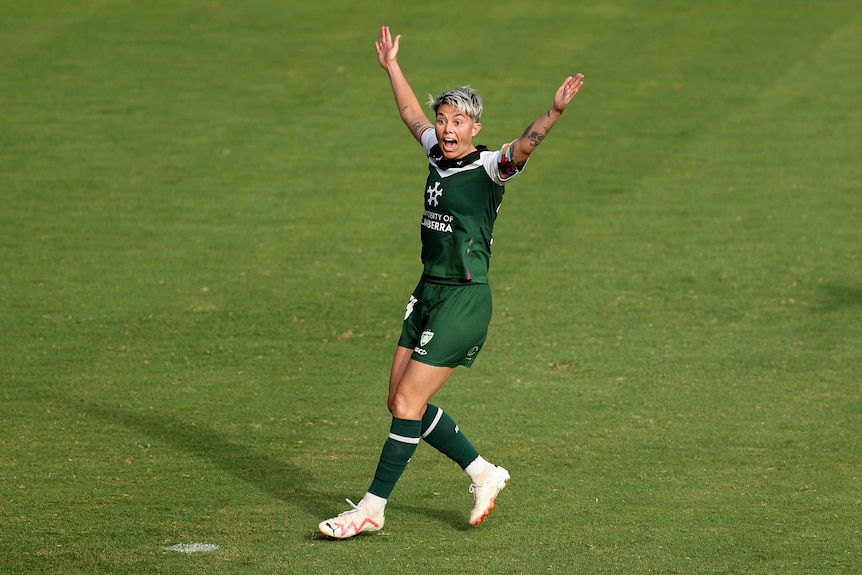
left=387, top=345, right=413, bottom=413
left=319, top=283, right=431, bottom=539
left=412, top=282, right=489, bottom=471
left=411, top=282, right=508, bottom=525
left=319, top=357, right=454, bottom=539
left=420, top=403, right=509, bottom=525
left=393, top=310, right=485, bottom=472
left=388, top=359, right=454, bottom=419
left=421, top=404, right=478, bottom=469
left=367, top=359, right=455, bottom=512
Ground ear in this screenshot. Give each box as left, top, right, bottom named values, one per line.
left=472, top=121, right=482, bottom=137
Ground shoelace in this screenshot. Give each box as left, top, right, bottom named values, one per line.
left=339, top=498, right=360, bottom=515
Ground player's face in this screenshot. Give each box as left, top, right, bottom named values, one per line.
left=435, top=104, right=482, bottom=160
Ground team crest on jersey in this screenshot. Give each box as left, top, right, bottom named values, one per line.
left=420, top=330, right=434, bottom=347
left=426, top=182, right=443, bottom=206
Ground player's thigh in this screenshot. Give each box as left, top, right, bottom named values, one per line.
left=390, top=360, right=456, bottom=419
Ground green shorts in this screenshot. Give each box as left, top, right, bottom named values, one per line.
left=397, top=276, right=493, bottom=368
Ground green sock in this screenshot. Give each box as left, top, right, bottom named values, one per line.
left=421, top=404, right=480, bottom=470
left=368, top=418, right=421, bottom=499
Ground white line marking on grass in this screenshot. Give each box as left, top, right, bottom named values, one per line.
left=164, top=543, right=219, bottom=553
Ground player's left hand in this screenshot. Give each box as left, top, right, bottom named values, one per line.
left=553, top=74, right=585, bottom=114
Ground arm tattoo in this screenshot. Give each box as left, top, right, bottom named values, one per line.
left=522, top=124, right=552, bottom=148
left=411, top=122, right=423, bottom=135
left=528, top=130, right=544, bottom=148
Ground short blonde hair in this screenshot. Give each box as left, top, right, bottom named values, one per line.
left=428, top=86, right=483, bottom=122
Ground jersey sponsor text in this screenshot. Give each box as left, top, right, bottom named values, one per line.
left=422, top=210, right=454, bottom=233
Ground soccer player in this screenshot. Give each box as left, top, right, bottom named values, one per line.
left=318, top=26, right=585, bottom=539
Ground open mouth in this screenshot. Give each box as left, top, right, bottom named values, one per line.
left=442, top=138, right=458, bottom=154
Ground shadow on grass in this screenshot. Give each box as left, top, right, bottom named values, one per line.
left=816, top=284, right=862, bottom=312
left=74, top=401, right=333, bottom=519
left=394, top=503, right=468, bottom=532
left=74, top=401, right=484, bottom=536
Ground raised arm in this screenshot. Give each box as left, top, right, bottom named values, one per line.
left=508, top=74, right=585, bottom=170
left=375, top=26, right=432, bottom=143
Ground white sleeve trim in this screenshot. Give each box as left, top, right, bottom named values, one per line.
left=419, top=124, right=436, bottom=154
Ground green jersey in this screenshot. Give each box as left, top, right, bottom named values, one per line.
left=418, top=126, right=524, bottom=283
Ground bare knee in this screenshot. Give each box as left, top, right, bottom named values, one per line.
left=389, top=391, right=425, bottom=420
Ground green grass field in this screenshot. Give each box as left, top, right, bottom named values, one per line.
left=2, top=0, right=861, bottom=573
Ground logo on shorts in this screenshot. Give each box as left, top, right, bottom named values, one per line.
left=467, top=346, right=479, bottom=357
left=420, top=330, right=434, bottom=347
